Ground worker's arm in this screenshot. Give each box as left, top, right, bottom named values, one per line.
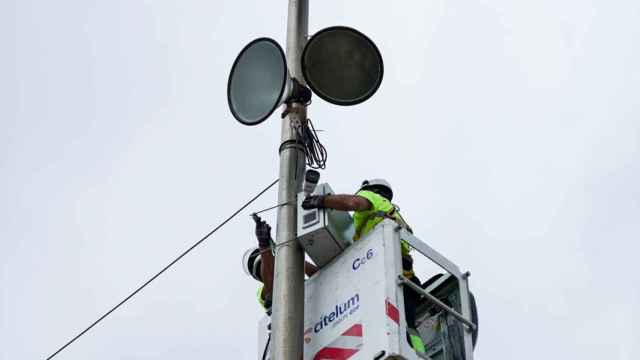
left=260, top=247, right=274, bottom=301
left=302, top=194, right=372, bottom=211
left=324, top=194, right=372, bottom=211
left=254, top=216, right=274, bottom=302
left=255, top=217, right=318, bottom=301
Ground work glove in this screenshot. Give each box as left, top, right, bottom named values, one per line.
left=301, top=195, right=326, bottom=210
left=252, top=214, right=272, bottom=248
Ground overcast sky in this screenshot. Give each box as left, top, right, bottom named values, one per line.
left=2, top=1, right=639, bottom=359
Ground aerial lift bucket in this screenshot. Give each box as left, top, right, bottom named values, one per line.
left=258, top=185, right=477, bottom=360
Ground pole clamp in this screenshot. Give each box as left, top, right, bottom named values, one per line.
left=279, top=140, right=305, bottom=155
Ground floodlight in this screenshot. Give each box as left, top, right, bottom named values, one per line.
left=227, top=38, right=289, bottom=126
left=302, top=26, right=384, bottom=106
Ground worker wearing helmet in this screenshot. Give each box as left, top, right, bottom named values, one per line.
left=301, top=179, right=426, bottom=354
left=244, top=215, right=317, bottom=314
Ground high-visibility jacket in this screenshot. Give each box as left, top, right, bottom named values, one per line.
left=352, top=190, right=414, bottom=276
left=257, top=285, right=272, bottom=314
left=257, top=285, right=265, bottom=308
left=353, top=190, right=412, bottom=253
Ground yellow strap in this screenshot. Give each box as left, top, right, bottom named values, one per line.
left=403, top=268, right=415, bottom=277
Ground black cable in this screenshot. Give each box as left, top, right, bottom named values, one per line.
left=305, top=118, right=327, bottom=169
left=262, top=333, right=271, bottom=360
left=294, top=118, right=327, bottom=169
left=45, top=178, right=280, bottom=360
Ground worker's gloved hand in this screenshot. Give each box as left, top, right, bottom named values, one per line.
left=301, top=195, right=326, bottom=210
left=253, top=215, right=272, bottom=248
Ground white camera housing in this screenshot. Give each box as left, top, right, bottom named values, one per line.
left=296, top=183, right=355, bottom=268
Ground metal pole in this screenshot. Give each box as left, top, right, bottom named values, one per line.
left=272, top=1, right=308, bottom=359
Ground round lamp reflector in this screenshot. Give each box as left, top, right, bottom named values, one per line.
left=228, top=38, right=287, bottom=126
left=302, top=26, right=383, bottom=106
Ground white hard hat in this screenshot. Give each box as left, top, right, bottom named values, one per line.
left=360, top=178, right=393, bottom=200
left=242, top=247, right=262, bottom=281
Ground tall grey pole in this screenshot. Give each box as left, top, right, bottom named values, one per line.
left=272, top=1, right=308, bottom=359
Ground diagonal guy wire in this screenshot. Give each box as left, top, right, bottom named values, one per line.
left=45, top=178, right=279, bottom=360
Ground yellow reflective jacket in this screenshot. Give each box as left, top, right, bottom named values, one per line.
left=352, top=190, right=411, bottom=255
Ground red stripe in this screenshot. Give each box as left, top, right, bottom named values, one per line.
left=313, top=347, right=359, bottom=360
left=341, top=323, right=363, bottom=337
left=386, top=299, right=399, bottom=324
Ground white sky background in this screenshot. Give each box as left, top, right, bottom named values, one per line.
left=2, top=0, right=639, bottom=359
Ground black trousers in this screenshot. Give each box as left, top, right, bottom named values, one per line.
left=403, top=274, right=421, bottom=329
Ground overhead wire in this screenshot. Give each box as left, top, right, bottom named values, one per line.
left=250, top=201, right=292, bottom=216
left=250, top=201, right=302, bottom=255
left=45, top=178, right=280, bottom=360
